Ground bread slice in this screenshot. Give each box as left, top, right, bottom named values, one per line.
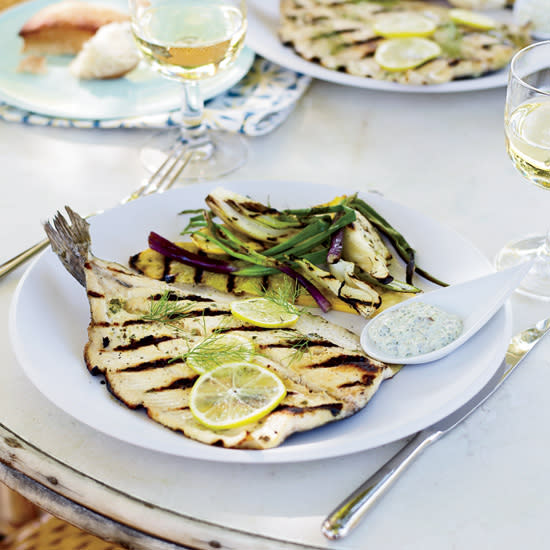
left=19, top=1, right=129, bottom=56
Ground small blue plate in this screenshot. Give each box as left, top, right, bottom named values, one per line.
left=0, top=0, right=255, bottom=120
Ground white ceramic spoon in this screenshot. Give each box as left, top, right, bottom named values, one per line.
left=360, top=261, right=533, bottom=365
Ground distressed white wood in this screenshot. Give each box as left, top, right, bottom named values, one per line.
left=1, top=77, right=550, bottom=550
left=0, top=422, right=327, bottom=549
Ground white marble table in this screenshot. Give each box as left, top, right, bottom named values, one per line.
left=1, top=78, right=549, bottom=550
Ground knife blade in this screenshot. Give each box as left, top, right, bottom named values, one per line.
left=322, top=317, right=550, bottom=540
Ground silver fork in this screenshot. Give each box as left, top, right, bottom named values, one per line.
left=0, top=143, right=192, bottom=280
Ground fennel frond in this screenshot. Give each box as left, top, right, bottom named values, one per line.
left=141, top=291, right=194, bottom=332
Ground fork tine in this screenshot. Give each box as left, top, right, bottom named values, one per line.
left=123, top=140, right=187, bottom=203
left=157, top=148, right=194, bottom=193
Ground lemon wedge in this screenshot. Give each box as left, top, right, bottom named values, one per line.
left=230, top=297, right=299, bottom=328
left=186, top=333, right=256, bottom=374
left=373, top=13, right=437, bottom=38
left=374, top=37, right=441, bottom=72
left=189, top=362, right=287, bottom=429
left=449, top=9, right=497, bottom=30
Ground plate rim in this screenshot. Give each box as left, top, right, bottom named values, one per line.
left=9, top=180, right=512, bottom=464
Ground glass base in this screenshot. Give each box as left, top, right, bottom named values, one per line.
left=495, top=234, right=550, bottom=300
left=140, top=129, right=247, bottom=181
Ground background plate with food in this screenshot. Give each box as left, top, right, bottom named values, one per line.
left=246, top=0, right=528, bottom=93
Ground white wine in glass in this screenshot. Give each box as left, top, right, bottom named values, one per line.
left=497, top=40, right=550, bottom=298
left=129, top=0, right=247, bottom=180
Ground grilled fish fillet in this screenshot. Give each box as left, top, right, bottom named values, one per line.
left=45, top=208, right=399, bottom=450
left=279, top=0, right=531, bottom=85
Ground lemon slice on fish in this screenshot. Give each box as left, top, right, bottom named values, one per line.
left=230, top=297, right=299, bottom=328
left=189, top=362, right=287, bottom=430
left=186, top=333, right=256, bottom=374
left=449, top=9, right=497, bottom=30
left=375, top=37, right=441, bottom=72
left=373, top=13, right=437, bottom=38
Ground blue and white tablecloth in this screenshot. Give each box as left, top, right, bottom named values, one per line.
left=0, top=57, right=311, bottom=136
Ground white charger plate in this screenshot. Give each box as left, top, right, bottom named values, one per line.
left=0, top=0, right=255, bottom=120
left=246, top=0, right=511, bottom=93
left=9, top=181, right=511, bottom=463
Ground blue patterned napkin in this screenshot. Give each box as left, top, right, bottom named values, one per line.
left=0, top=57, right=311, bottom=136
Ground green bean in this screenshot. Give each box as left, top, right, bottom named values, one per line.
left=281, top=204, right=347, bottom=217
left=356, top=271, right=422, bottom=293
left=264, top=219, right=329, bottom=256
left=276, top=207, right=356, bottom=258
left=235, top=248, right=329, bottom=277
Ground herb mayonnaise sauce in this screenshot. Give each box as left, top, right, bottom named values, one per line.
left=367, top=301, right=463, bottom=358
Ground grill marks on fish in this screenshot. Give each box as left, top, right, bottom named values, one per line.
left=276, top=402, right=344, bottom=418
left=306, top=354, right=374, bottom=369
left=279, top=0, right=531, bottom=85
left=119, top=357, right=182, bottom=373
left=152, top=376, right=199, bottom=392
left=76, top=252, right=398, bottom=449
left=262, top=337, right=338, bottom=350
left=114, top=334, right=174, bottom=352
left=150, top=291, right=213, bottom=303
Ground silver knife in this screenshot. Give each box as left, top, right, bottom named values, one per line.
left=322, top=317, right=550, bottom=540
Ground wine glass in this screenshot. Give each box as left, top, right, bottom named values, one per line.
left=496, top=40, right=550, bottom=299
left=129, top=0, right=247, bottom=180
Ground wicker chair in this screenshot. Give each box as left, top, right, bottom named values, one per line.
left=0, top=484, right=125, bottom=550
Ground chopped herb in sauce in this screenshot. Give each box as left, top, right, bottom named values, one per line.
left=367, top=301, right=463, bottom=358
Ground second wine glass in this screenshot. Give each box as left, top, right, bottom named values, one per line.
left=496, top=40, right=550, bottom=299
left=129, top=0, right=247, bottom=180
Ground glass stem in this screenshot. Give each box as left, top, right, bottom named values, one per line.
left=529, top=227, right=550, bottom=282
left=181, top=80, right=213, bottom=157
left=543, top=227, right=550, bottom=256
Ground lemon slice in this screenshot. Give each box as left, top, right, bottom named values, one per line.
left=449, top=9, right=497, bottom=30
left=373, top=13, right=437, bottom=38
left=374, top=37, right=442, bottom=72
left=186, top=333, right=256, bottom=374
left=189, top=362, right=287, bottom=429
left=230, top=297, right=299, bottom=328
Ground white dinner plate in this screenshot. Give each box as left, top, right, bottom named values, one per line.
left=246, top=0, right=511, bottom=94
left=0, top=0, right=255, bottom=120
left=9, top=181, right=511, bottom=463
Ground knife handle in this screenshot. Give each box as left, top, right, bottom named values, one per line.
left=0, top=239, right=49, bottom=280
left=322, top=429, right=442, bottom=540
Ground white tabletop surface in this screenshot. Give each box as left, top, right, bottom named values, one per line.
left=1, top=77, right=550, bottom=550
